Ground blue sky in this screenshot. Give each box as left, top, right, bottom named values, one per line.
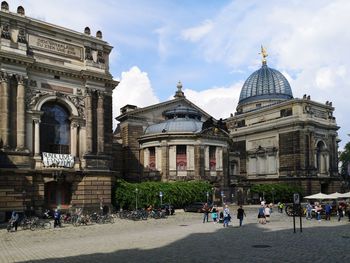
left=9, top=0, right=350, bottom=149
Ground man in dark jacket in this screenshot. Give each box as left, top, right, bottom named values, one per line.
left=54, top=209, right=61, bottom=228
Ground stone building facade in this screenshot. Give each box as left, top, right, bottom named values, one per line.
left=226, top=54, right=341, bottom=203
left=115, top=51, right=341, bottom=204
left=0, top=2, right=117, bottom=218
left=114, top=83, right=231, bottom=199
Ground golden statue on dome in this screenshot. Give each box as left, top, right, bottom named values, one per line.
left=260, top=45, right=268, bottom=64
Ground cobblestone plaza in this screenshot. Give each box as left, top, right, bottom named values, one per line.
left=1, top=207, right=349, bottom=263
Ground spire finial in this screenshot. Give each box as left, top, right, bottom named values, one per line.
left=259, top=45, right=268, bottom=65
left=174, top=81, right=185, bottom=98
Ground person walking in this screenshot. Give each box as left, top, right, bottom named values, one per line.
left=237, top=205, right=246, bottom=227
left=258, top=205, right=266, bottom=224
left=54, top=208, right=61, bottom=228
left=9, top=211, right=19, bottom=232
left=264, top=205, right=271, bottom=223
left=202, top=203, right=210, bottom=223
left=211, top=205, right=218, bottom=224
left=223, top=205, right=230, bottom=227
left=337, top=205, right=344, bottom=222
left=306, top=202, right=313, bottom=220
left=325, top=203, right=332, bottom=221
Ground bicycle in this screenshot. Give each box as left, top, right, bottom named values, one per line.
left=30, top=219, right=51, bottom=231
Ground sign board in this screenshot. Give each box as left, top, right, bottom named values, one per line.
left=206, top=192, right=209, bottom=197
left=220, top=191, right=224, bottom=197
left=159, top=191, right=163, bottom=197
left=293, top=193, right=300, bottom=204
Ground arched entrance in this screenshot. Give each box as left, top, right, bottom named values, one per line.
left=45, top=181, right=72, bottom=209
left=40, top=102, right=71, bottom=154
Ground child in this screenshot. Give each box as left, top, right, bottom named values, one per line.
left=211, top=205, right=218, bottom=224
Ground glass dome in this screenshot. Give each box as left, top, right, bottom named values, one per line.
left=238, top=63, right=293, bottom=106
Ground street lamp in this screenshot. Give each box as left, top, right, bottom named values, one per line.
left=159, top=191, right=163, bottom=207
left=135, top=188, right=138, bottom=210
left=22, top=190, right=26, bottom=213
left=221, top=191, right=224, bottom=207
left=206, top=191, right=209, bottom=203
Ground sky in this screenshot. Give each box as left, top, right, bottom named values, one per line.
left=8, top=0, right=350, bottom=149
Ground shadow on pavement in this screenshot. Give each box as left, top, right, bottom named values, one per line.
left=18, top=220, right=350, bottom=263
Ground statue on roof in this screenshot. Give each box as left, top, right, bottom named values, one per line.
left=260, top=45, right=268, bottom=65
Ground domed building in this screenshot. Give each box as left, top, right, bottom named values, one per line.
left=114, top=82, right=231, bottom=198
left=114, top=47, right=341, bottom=204
left=226, top=47, right=341, bottom=203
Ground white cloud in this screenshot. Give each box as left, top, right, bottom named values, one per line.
left=180, top=0, right=350, bottom=147
left=112, top=66, right=159, bottom=129
left=180, top=83, right=243, bottom=120
left=181, top=20, right=213, bottom=42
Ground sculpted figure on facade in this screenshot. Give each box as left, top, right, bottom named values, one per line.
left=17, top=28, right=26, bottom=43
left=1, top=23, right=11, bottom=40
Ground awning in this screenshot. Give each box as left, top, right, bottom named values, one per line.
left=303, top=192, right=336, bottom=199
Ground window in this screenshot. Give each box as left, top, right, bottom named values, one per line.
left=40, top=102, right=70, bottom=154
left=149, top=147, right=156, bottom=170
left=176, top=145, right=187, bottom=170
left=209, top=146, right=216, bottom=170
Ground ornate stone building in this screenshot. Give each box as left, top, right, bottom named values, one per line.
left=115, top=48, right=341, bottom=204
left=114, top=82, right=231, bottom=199
left=226, top=49, right=341, bottom=203
left=0, top=2, right=117, bottom=218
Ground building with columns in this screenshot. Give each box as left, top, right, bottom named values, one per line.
left=115, top=48, right=342, bottom=204
left=114, top=82, right=231, bottom=200
left=0, top=2, right=117, bottom=218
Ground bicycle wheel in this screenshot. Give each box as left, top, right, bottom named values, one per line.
left=44, top=222, right=51, bottom=229
left=30, top=223, right=37, bottom=231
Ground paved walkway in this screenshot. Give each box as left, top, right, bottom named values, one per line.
left=0, top=206, right=349, bottom=263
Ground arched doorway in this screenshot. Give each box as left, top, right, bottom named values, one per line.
left=45, top=181, right=72, bottom=209
left=40, top=102, right=70, bottom=154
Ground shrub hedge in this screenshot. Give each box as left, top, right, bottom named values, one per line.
left=114, top=179, right=212, bottom=210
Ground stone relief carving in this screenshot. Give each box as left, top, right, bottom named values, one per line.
left=1, top=23, right=11, bottom=40
left=25, top=88, right=85, bottom=118
left=17, top=28, right=26, bottom=43
left=97, top=50, right=105, bottom=64
left=85, top=46, right=93, bottom=60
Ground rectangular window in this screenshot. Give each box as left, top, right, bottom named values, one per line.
left=176, top=145, right=187, bottom=170
left=209, top=146, right=216, bottom=170
left=149, top=147, right=156, bottom=170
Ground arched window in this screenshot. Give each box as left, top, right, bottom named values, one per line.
left=40, top=102, right=70, bottom=154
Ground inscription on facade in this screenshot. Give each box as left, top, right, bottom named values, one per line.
left=29, top=35, right=83, bottom=60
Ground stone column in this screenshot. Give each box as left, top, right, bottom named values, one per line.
left=85, top=88, right=93, bottom=154
left=33, top=119, right=41, bottom=156
left=97, top=91, right=104, bottom=154
left=70, top=121, right=79, bottom=157
left=1, top=73, right=10, bottom=148
left=16, top=75, right=26, bottom=150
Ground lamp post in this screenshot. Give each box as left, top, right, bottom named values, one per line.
left=221, top=191, right=224, bottom=207
left=159, top=191, right=163, bottom=207
left=272, top=188, right=275, bottom=204
left=135, top=188, right=138, bottom=210
left=22, top=190, right=26, bottom=213
left=206, top=191, right=209, bottom=203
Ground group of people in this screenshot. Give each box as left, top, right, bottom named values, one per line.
left=257, top=202, right=273, bottom=224
left=306, top=202, right=349, bottom=222
left=7, top=208, right=62, bottom=232
left=201, top=203, right=246, bottom=227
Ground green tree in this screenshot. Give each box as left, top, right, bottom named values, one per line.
left=339, top=142, right=350, bottom=178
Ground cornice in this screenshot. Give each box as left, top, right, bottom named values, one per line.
left=0, top=50, right=34, bottom=65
